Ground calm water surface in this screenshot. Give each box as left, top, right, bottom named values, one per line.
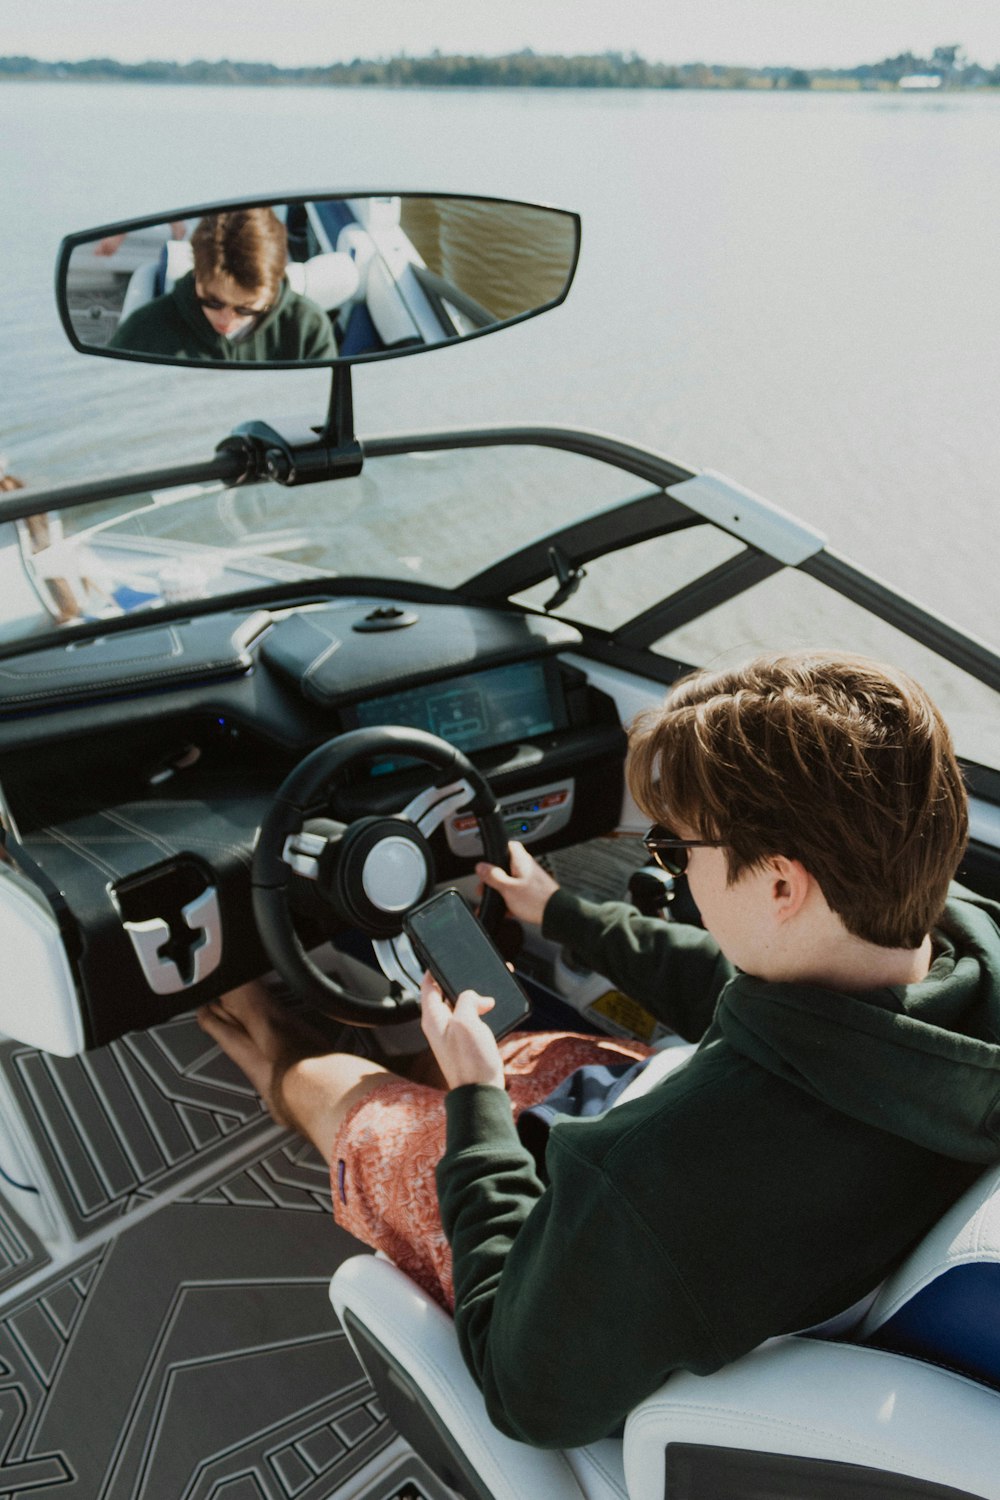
left=1, top=83, right=997, bottom=730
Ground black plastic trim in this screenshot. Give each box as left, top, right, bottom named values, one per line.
left=0, top=579, right=474, bottom=669
left=617, top=550, right=783, bottom=648
left=803, top=550, right=1000, bottom=693
left=342, top=1309, right=498, bottom=1500
left=463, top=490, right=696, bottom=600
left=664, top=1442, right=983, bottom=1500
left=0, top=456, right=242, bottom=525
left=557, top=632, right=697, bottom=686
left=363, top=425, right=697, bottom=493
left=0, top=613, right=264, bottom=717
left=964, top=762, right=1000, bottom=805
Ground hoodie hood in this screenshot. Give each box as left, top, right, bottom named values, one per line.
left=110, top=271, right=337, bottom=362
left=717, top=894, right=1000, bottom=1164
left=173, top=271, right=289, bottom=353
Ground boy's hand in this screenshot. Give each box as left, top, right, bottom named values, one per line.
left=476, top=840, right=559, bottom=927
left=420, top=973, right=506, bottom=1091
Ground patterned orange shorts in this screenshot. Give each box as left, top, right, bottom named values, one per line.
left=330, top=1030, right=654, bottom=1310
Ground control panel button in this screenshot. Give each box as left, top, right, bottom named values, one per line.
left=445, top=779, right=574, bottom=857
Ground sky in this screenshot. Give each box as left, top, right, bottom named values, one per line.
left=5, top=0, right=1000, bottom=71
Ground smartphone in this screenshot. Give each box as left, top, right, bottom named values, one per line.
left=404, top=889, right=531, bottom=1038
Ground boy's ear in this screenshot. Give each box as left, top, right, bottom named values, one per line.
left=768, top=856, right=812, bottom=921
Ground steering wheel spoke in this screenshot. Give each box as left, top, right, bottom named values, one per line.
left=372, top=933, right=424, bottom=998
left=281, top=827, right=337, bottom=880
left=400, top=777, right=476, bottom=840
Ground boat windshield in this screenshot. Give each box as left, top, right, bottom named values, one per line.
left=0, top=445, right=639, bottom=648
left=1, top=442, right=996, bottom=773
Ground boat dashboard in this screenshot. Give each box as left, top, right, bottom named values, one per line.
left=0, top=594, right=630, bottom=1049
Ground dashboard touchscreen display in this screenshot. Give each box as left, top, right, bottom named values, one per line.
left=352, top=659, right=564, bottom=762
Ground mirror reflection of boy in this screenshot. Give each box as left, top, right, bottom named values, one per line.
left=200, top=651, right=1000, bottom=1447
left=109, top=208, right=337, bottom=362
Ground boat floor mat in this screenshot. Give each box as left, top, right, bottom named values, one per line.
left=0, top=1191, right=49, bottom=1301
left=0, top=1015, right=456, bottom=1500
left=0, top=1014, right=276, bottom=1240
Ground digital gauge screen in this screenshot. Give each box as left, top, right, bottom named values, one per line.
left=351, top=659, right=565, bottom=770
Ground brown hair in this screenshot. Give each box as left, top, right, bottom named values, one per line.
left=627, top=651, right=968, bottom=949
left=191, top=208, right=288, bottom=299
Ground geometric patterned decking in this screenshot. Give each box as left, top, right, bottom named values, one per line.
left=0, top=1013, right=455, bottom=1499
left=0, top=1015, right=273, bottom=1238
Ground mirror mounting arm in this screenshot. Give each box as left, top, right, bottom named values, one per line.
left=216, top=369, right=362, bottom=488
left=543, top=544, right=586, bottom=612
left=319, top=365, right=357, bottom=450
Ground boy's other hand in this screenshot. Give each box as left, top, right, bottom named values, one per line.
left=476, top=841, right=559, bottom=927
left=419, top=973, right=505, bottom=1091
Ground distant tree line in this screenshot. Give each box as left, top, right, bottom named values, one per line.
left=815, top=44, right=995, bottom=87
left=2, top=45, right=998, bottom=89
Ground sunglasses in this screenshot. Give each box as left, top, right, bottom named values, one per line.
left=197, top=294, right=271, bottom=318
left=642, top=825, right=725, bottom=876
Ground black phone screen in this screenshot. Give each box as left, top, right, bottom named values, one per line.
left=404, top=890, right=530, bottom=1038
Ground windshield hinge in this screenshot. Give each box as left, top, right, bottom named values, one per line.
left=543, top=545, right=586, bottom=612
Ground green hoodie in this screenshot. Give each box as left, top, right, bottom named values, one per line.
left=109, top=271, right=338, bottom=362
left=436, top=889, right=1000, bottom=1448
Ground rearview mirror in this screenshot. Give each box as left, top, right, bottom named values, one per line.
left=56, top=192, right=580, bottom=370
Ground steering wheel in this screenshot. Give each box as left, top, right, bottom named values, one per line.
left=252, top=726, right=510, bottom=1024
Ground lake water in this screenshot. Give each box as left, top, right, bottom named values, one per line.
left=0, top=81, right=998, bottom=752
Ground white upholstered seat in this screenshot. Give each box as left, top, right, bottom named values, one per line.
left=331, top=1164, right=1000, bottom=1500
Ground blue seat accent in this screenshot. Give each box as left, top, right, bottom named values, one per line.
left=154, top=243, right=169, bottom=298
left=868, top=1262, right=1000, bottom=1389
left=312, top=199, right=358, bottom=242
left=338, top=302, right=386, bottom=357
left=111, top=583, right=161, bottom=611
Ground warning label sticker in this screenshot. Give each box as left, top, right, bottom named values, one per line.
left=585, top=990, right=668, bottom=1045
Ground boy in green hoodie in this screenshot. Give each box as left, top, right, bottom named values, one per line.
left=201, top=651, right=1000, bottom=1447
left=110, top=207, right=337, bottom=363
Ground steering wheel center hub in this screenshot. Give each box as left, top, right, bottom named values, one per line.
left=336, top=816, right=434, bottom=935
left=361, top=833, right=430, bottom=912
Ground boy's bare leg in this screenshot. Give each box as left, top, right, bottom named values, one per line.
left=197, top=981, right=416, bottom=1164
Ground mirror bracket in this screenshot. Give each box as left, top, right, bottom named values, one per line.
left=217, top=369, right=363, bottom=487
left=319, top=364, right=357, bottom=450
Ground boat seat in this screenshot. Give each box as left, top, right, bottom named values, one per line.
left=330, top=1162, right=1000, bottom=1500
left=119, top=239, right=193, bottom=322
left=337, top=300, right=386, bottom=357
left=284, top=251, right=359, bottom=311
